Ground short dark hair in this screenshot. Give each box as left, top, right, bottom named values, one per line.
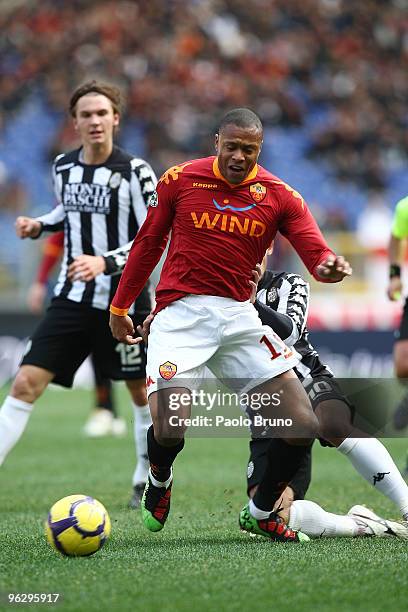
left=218, top=108, right=263, bottom=135
left=69, top=81, right=122, bottom=117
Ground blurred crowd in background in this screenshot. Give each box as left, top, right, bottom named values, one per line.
left=0, top=0, right=407, bottom=304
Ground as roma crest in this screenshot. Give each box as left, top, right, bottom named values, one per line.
left=159, top=361, right=177, bottom=380
left=249, top=183, right=266, bottom=203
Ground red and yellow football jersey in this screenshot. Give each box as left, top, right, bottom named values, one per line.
left=110, top=156, right=334, bottom=315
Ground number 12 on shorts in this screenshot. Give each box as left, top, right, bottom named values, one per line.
left=260, top=334, right=293, bottom=360
left=115, top=343, right=142, bottom=366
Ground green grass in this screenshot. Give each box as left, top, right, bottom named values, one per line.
left=0, top=386, right=408, bottom=611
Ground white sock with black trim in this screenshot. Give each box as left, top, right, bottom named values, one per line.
left=248, top=498, right=271, bottom=520
left=337, top=437, right=408, bottom=519
left=149, top=467, right=173, bottom=489
left=288, top=500, right=362, bottom=538
left=0, top=396, right=34, bottom=465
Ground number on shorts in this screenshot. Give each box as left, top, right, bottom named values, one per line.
left=260, top=334, right=282, bottom=360
left=308, top=380, right=332, bottom=401
left=115, top=343, right=142, bottom=366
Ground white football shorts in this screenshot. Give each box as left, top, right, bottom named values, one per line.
left=146, top=295, right=299, bottom=396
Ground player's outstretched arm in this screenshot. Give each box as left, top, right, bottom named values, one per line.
left=314, top=255, right=352, bottom=282
left=15, top=216, right=42, bottom=239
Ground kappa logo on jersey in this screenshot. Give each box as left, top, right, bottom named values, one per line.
left=193, top=182, right=220, bottom=189
left=249, top=183, right=267, bottom=203
left=212, top=198, right=256, bottom=212
left=160, top=162, right=192, bottom=185
left=63, top=183, right=111, bottom=214
left=148, top=191, right=158, bottom=207
left=190, top=211, right=266, bottom=237
left=159, top=361, right=177, bottom=380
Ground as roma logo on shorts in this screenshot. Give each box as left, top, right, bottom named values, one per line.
left=159, top=361, right=177, bottom=380
left=249, top=183, right=267, bottom=203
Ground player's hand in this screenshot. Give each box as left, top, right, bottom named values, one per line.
left=136, top=312, right=155, bottom=346
left=249, top=263, right=263, bottom=303
left=315, top=255, right=352, bottom=282
left=387, top=276, right=403, bottom=301
left=15, top=216, right=42, bottom=239
left=27, top=282, right=47, bottom=314
left=67, top=255, right=106, bottom=282
left=109, top=313, right=139, bottom=345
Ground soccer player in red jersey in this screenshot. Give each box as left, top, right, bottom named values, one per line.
left=110, top=108, right=352, bottom=542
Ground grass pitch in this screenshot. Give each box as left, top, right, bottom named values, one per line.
left=0, top=386, right=407, bottom=611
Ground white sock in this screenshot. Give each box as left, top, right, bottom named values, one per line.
left=149, top=467, right=173, bottom=489
left=248, top=498, right=271, bottom=520
left=0, top=396, right=33, bottom=465
left=288, top=500, right=362, bottom=538
left=338, top=437, right=408, bottom=519
left=132, top=403, right=151, bottom=486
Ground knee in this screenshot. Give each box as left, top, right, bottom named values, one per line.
left=11, top=368, right=45, bottom=403
left=315, top=402, right=352, bottom=442
left=318, top=419, right=351, bottom=444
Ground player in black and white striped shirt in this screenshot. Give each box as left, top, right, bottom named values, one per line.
left=246, top=262, right=408, bottom=535
left=37, top=145, right=154, bottom=311
left=0, top=81, right=155, bottom=507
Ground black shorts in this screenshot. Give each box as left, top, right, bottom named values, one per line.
left=21, top=297, right=149, bottom=388
left=303, top=375, right=354, bottom=447
left=246, top=439, right=312, bottom=500
left=248, top=375, right=353, bottom=440
left=303, top=375, right=354, bottom=413
left=395, top=299, right=408, bottom=341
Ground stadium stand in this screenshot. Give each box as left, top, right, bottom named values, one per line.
left=0, top=0, right=407, bottom=306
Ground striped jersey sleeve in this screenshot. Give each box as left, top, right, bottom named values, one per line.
left=103, top=159, right=157, bottom=276
left=257, top=271, right=310, bottom=345
left=275, top=273, right=310, bottom=342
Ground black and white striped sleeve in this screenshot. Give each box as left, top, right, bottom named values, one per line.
left=103, top=241, right=132, bottom=276
left=130, top=159, right=157, bottom=226
left=35, top=203, right=65, bottom=236
left=275, top=273, right=310, bottom=344
left=33, top=156, right=66, bottom=236
left=103, top=159, right=158, bottom=276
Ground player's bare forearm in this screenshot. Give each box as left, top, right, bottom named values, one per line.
left=314, top=255, right=352, bottom=283
left=389, top=235, right=403, bottom=266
